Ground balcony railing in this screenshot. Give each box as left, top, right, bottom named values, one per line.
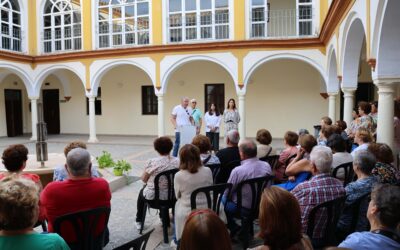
left=250, top=8, right=316, bottom=39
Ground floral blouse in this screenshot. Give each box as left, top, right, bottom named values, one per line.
left=372, top=162, right=400, bottom=184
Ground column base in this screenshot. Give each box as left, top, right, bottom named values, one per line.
left=88, top=137, right=99, bottom=143
left=30, top=136, right=37, bottom=141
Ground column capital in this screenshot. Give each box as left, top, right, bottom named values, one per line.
left=29, top=96, right=39, bottom=100
left=377, top=84, right=395, bottom=95
left=86, top=95, right=97, bottom=100
left=373, top=78, right=400, bottom=86
left=156, top=93, right=164, bottom=98
left=341, top=87, right=357, bottom=96
left=237, top=92, right=246, bottom=98
left=327, top=92, right=339, bottom=96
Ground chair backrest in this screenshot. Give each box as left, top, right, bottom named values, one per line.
left=236, top=175, right=274, bottom=217
left=113, top=228, right=155, bottom=250
left=153, top=168, right=179, bottom=202
left=259, top=155, right=279, bottom=170
left=190, top=183, right=233, bottom=214
left=53, top=207, right=111, bottom=250
left=215, top=160, right=241, bottom=183
left=332, top=162, right=354, bottom=186
left=205, top=164, right=221, bottom=183
left=349, top=192, right=371, bottom=233
left=306, top=196, right=346, bottom=246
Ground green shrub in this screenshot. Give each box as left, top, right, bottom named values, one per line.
left=96, top=151, right=114, bottom=169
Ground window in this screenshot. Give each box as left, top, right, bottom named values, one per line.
left=43, top=0, right=82, bottom=53
left=0, top=0, right=21, bottom=51
left=168, top=0, right=229, bottom=43
left=204, top=84, right=224, bottom=114
left=97, top=0, right=150, bottom=48
left=297, top=0, right=313, bottom=36
left=142, top=86, right=157, bottom=115
left=86, top=87, right=102, bottom=115
left=250, top=0, right=268, bottom=38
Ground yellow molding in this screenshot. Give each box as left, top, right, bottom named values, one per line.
left=320, top=0, right=329, bottom=33
left=150, top=54, right=165, bottom=88
left=81, top=59, right=93, bottom=89
left=28, top=0, right=37, bottom=55
left=234, top=0, right=245, bottom=40
left=82, top=0, right=92, bottom=51
left=152, top=1, right=162, bottom=45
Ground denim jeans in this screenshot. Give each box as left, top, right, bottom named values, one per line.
left=172, top=132, right=180, bottom=157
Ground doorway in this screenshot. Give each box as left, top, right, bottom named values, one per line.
left=4, top=89, right=23, bottom=137
left=42, top=89, right=60, bottom=134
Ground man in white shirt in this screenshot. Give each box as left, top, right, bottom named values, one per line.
left=171, top=97, right=193, bottom=157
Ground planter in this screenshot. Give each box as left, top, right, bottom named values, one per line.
left=113, top=168, right=123, bottom=176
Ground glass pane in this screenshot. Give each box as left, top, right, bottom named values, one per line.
left=251, top=23, right=265, bottom=37
left=137, top=17, right=149, bottom=30
left=112, top=7, right=121, bottom=19
left=55, top=27, right=61, bottom=38
left=73, top=12, right=81, bottom=23
left=44, top=41, right=52, bottom=52
left=201, top=27, right=212, bottom=39
left=99, top=21, right=109, bottom=34
left=215, top=25, right=228, bottom=39
left=185, top=13, right=196, bottom=27
left=200, top=0, right=211, bottom=10
left=74, top=38, right=81, bottom=50
left=125, top=6, right=135, bottom=18
left=73, top=24, right=81, bottom=36
left=186, top=27, right=196, bottom=40
left=169, top=28, right=182, bottom=42
left=64, top=14, right=71, bottom=25
left=169, top=14, right=182, bottom=27
left=137, top=2, right=148, bottom=16
left=113, top=34, right=122, bottom=45
left=54, top=15, right=61, bottom=26
left=299, top=5, right=312, bottom=19
left=138, top=32, right=149, bottom=44
left=215, top=10, right=228, bottom=24
left=215, top=0, right=228, bottom=8
left=12, top=26, right=20, bottom=39
left=98, top=0, right=109, bottom=6
left=113, top=20, right=122, bottom=32
left=44, top=15, right=51, bottom=27
left=1, top=10, right=9, bottom=22
left=252, top=0, right=264, bottom=6
left=65, top=39, right=72, bottom=50
left=2, top=37, right=10, bottom=49
left=125, top=33, right=135, bottom=44
left=200, top=11, right=211, bottom=25
left=1, top=24, right=8, bottom=35
left=299, top=21, right=312, bottom=36
left=64, top=26, right=72, bottom=37
left=98, top=7, right=109, bottom=20
left=12, top=12, right=20, bottom=25
left=252, top=7, right=265, bottom=22
left=55, top=40, right=62, bottom=50
left=169, top=0, right=181, bottom=12
left=10, top=0, right=20, bottom=11
left=44, top=28, right=52, bottom=39
left=12, top=39, right=21, bottom=51
left=125, top=19, right=134, bottom=31
left=299, top=0, right=312, bottom=2
left=185, top=0, right=196, bottom=11
left=99, top=35, right=109, bottom=47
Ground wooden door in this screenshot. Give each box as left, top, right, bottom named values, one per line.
left=4, top=89, right=23, bottom=137
left=42, top=89, right=60, bottom=134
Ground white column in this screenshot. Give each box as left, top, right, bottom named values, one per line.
left=88, top=96, right=98, bottom=143
left=342, top=88, right=356, bottom=127
left=29, top=97, right=38, bottom=141
left=328, top=92, right=337, bottom=121
left=157, top=94, right=165, bottom=136
left=376, top=82, right=395, bottom=149
left=238, top=93, right=246, bottom=138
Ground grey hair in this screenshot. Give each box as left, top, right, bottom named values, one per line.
left=239, top=139, right=257, bottom=158
left=227, top=130, right=240, bottom=145
left=66, top=148, right=91, bottom=177
left=310, top=146, right=332, bottom=174
left=354, top=150, right=376, bottom=175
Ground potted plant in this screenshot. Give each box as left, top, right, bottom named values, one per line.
left=96, top=151, right=114, bottom=169
left=113, top=159, right=132, bottom=176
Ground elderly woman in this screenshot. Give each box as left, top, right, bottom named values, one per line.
left=276, top=131, right=299, bottom=182
left=135, top=137, right=179, bottom=230
left=349, top=102, right=374, bottom=138
left=192, top=135, right=220, bottom=165
left=0, top=176, right=69, bottom=250
left=368, top=143, right=400, bottom=184
left=256, top=129, right=277, bottom=158
left=337, top=151, right=378, bottom=238
left=339, top=184, right=400, bottom=249
left=173, top=144, right=213, bottom=243
left=351, top=127, right=373, bottom=157
left=249, top=186, right=312, bottom=250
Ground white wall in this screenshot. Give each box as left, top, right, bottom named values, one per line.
left=245, top=59, right=328, bottom=138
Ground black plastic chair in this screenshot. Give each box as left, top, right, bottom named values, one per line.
left=259, top=155, right=279, bottom=170
left=34, top=219, right=48, bottom=232
left=53, top=207, right=111, bottom=250
left=190, top=183, right=233, bottom=214
left=332, top=162, right=354, bottom=186
left=113, top=228, right=155, bottom=250
left=140, top=168, right=179, bottom=244
left=216, top=160, right=241, bottom=184
left=306, top=196, right=346, bottom=248
left=285, top=154, right=297, bottom=167
left=235, top=175, right=275, bottom=249
left=205, top=164, right=221, bottom=183
left=349, top=192, right=371, bottom=233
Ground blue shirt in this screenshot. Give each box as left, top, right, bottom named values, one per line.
left=53, top=164, right=100, bottom=181
left=339, top=231, right=400, bottom=250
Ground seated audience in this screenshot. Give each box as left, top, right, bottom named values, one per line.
left=192, top=135, right=220, bottom=165
left=53, top=141, right=99, bottom=181
left=298, top=128, right=310, bottom=136
left=249, top=186, right=312, bottom=250
left=180, top=209, right=231, bottom=250
left=320, top=116, right=333, bottom=127
left=348, top=102, right=375, bottom=138
left=223, top=139, right=272, bottom=235
left=318, top=125, right=335, bottom=146
left=135, top=137, right=179, bottom=230
left=327, top=134, right=353, bottom=179
left=279, top=134, right=317, bottom=191
left=216, top=130, right=241, bottom=183
left=0, top=176, right=69, bottom=250
left=368, top=143, right=400, bottom=184
left=352, top=127, right=373, bottom=157
left=291, top=146, right=345, bottom=240
left=41, top=148, right=111, bottom=243
left=174, top=144, right=213, bottom=242
left=339, top=184, right=400, bottom=250
left=335, top=120, right=349, bottom=141
left=337, top=151, right=378, bottom=237
left=276, top=131, right=299, bottom=181
left=256, top=129, right=277, bottom=158
left=347, top=108, right=360, bottom=137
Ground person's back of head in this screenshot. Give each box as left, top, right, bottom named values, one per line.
left=299, top=134, right=317, bottom=154
left=321, top=116, right=333, bottom=126
left=256, top=129, right=272, bottom=146
left=154, top=136, right=174, bottom=155
left=64, top=141, right=87, bottom=157
left=310, top=146, right=333, bottom=174
left=335, top=120, right=347, bottom=132
left=192, top=135, right=212, bottom=154
left=353, top=150, right=376, bottom=176
left=321, top=125, right=335, bottom=139
left=239, top=139, right=257, bottom=160
left=226, top=130, right=240, bottom=146
left=1, top=144, right=28, bottom=173
left=179, top=144, right=202, bottom=173
left=327, top=134, right=346, bottom=153
left=367, top=143, right=394, bottom=164
left=356, top=127, right=373, bottom=143
left=0, top=175, right=39, bottom=231
left=369, top=184, right=400, bottom=230
left=298, top=128, right=309, bottom=137
left=180, top=209, right=232, bottom=250
left=284, top=131, right=298, bottom=147
left=66, top=148, right=92, bottom=177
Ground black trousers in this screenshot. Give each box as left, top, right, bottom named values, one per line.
left=206, top=132, right=220, bottom=151
left=136, top=187, right=146, bottom=222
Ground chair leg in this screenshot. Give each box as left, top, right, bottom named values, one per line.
left=160, top=207, right=169, bottom=244
left=140, top=202, right=148, bottom=234
left=239, top=217, right=251, bottom=249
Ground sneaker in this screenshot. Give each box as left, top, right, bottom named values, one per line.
left=135, top=222, right=142, bottom=231
left=170, top=239, right=177, bottom=249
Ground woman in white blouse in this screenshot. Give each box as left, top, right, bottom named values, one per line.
left=204, top=103, right=222, bottom=151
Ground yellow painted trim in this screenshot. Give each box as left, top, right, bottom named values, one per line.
left=319, top=0, right=329, bottom=32
left=28, top=0, right=37, bottom=55
left=82, top=59, right=93, bottom=89
left=150, top=55, right=165, bottom=88
left=82, top=0, right=92, bottom=51
left=232, top=50, right=249, bottom=86
left=152, top=1, right=162, bottom=45
left=234, top=0, right=245, bottom=40
left=366, top=0, right=371, bottom=59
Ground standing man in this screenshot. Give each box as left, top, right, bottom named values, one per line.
left=171, top=97, right=193, bottom=157
left=190, top=99, right=203, bottom=135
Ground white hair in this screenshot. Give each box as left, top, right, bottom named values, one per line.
left=66, top=148, right=91, bottom=176
left=310, top=146, right=333, bottom=174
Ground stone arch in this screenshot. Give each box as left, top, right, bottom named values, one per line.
left=327, top=46, right=339, bottom=93
left=0, top=62, right=33, bottom=96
